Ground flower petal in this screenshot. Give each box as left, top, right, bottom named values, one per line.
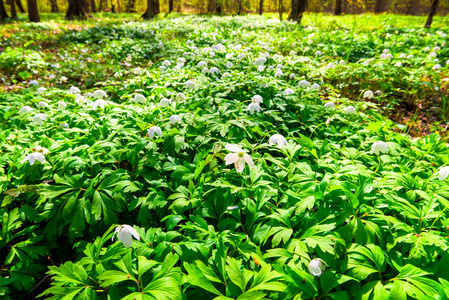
left=119, top=227, right=132, bottom=248
left=225, top=144, right=243, bottom=152
left=243, top=154, right=254, bottom=168
left=235, top=158, right=245, bottom=173
left=225, top=153, right=239, bottom=165
left=123, top=225, right=140, bottom=241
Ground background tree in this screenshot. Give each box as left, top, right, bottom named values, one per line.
left=90, top=0, right=96, bottom=12
left=424, top=0, right=439, bottom=27
left=169, top=0, right=173, bottom=12
left=259, top=0, right=263, bottom=14
left=0, top=0, right=9, bottom=19
left=290, top=0, right=307, bottom=23
left=334, top=0, right=341, bottom=15
left=142, top=0, right=159, bottom=18
left=27, top=0, right=40, bottom=21
left=66, top=0, right=88, bottom=19
left=15, top=0, right=25, bottom=13
left=374, top=0, right=381, bottom=13
left=49, top=0, right=59, bottom=12
left=279, top=0, right=283, bottom=20
left=9, top=0, right=16, bottom=19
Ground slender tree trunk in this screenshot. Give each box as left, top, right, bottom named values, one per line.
left=0, top=0, right=8, bottom=19
left=237, top=0, right=242, bottom=14
left=66, top=0, right=88, bottom=19
left=334, top=0, right=341, bottom=15
left=259, top=0, right=263, bottom=14
left=125, top=0, right=136, bottom=12
left=290, top=0, right=307, bottom=23
left=142, top=0, right=158, bottom=18
left=405, top=0, right=416, bottom=15
left=27, top=0, right=40, bottom=21
left=9, top=0, right=16, bottom=18
left=279, top=0, right=282, bottom=20
left=90, top=0, right=95, bottom=12
left=374, top=0, right=381, bottom=13
left=207, top=0, right=213, bottom=12
left=216, top=0, right=221, bottom=13
left=116, top=0, right=120, bottom=12
left=169, top=0, right=173, bottom=12
left=98, top=0, right=102, bottom=10
left=15, top=0, right=24, bottom=13
left=48, top=0, right=59, bottom=12
left=424, top=0, right=439, bottom=28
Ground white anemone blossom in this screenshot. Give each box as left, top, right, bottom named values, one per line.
left=210, top=67, right=220, bottom=75
left=92, top=99, right=108, bottom=110
left=170, top=115, right=181, bottom=124
left=133, top=93, right=146, bottom=104
left=21, top=152, right=46, bottom=166
left=159, top=98, right=171, bottom=106
left=364, top=90, right=374, bottom=98
left=37, top=101, right=49, bottom=109
left=20, top=106, right=33, bottom=114
left=371, top=141, right=389, bottom=155
left=268, top=134, right=288, bottom=147
left=176, top=93, right=186, bottom=101
left=344, top=106, right=356, bottom=114
left=252, top=95, right=263, bottom=104
left=58, top=101, right=67, bottom=111
left=75, top=94, right=85, bottom=105
left=274, top=70, right=283, bottom=78
left=311, top=83, right=321, bottom=90
left=184, top=80, right=195, bottom=89
left=201, top=67, right=210, bottom=74
left=283, top=88, right=294, bottom=96
left=324, top=102, right=335, bottom=109
left=224, top=144, right=255, bottom=173
left=162, top=60, right=171, bottom=66
left=37, top=87, right=46, bottom=94
left=147, top=126, right=162, bottom=139
left=299, top=80, right=310, bottom=88
left=133, top=67, right=142, bottom=75
left=32, top=113, right=47, bottom=125
left=289, top=73, right=296, bottom=80
left=247, top=102, right=261, bottom=114
left=226, top=62, right=233, bottom=68
left=439, top=166, right=449, bottom=181
left=69, top=86, right=81, bottom=94
left=197, top=61, right=207, bottom=68
left=113, top=225, right=140, bottom=248
left=308, top=258, right=327, bottom=277
left=93, top=90, right=107, bottom=99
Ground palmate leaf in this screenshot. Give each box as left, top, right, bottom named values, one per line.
left=184, top=262, right=224, bottom=296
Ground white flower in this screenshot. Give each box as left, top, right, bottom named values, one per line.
left=375, top=90, right=382, bottom=95
left=20, top=106, right=33, bottom=114
left=237, top=54, right=246, bottom=59
left=276, top=64, right=284, bottom=69
left=162, top=60, right=171, bottom=66
left=255, top=57, right=266, bottom=66
left=439, top=166, right=449, bottom=181
left=399, top=53, right=406, bottom=58
left=407, top=54, right=414, bottom=59
left=75, top=94, right=85, bottom=105
left=170, top=115, right=181, bottom=124
left=37, top=87, right=46, bottom=94
left=308, top=258, right=327, bottom=277
left=311, top=83, right=321, bottom=90
left=247, top=103, right=261, bottom=114
left=32, top=113, right=47, bottom=125
left=147, top=126, right=162, bottom=139
left=433, top=46, right=441, bottom=52
left=177, top=57, right=186, bottom=64
left=252, top=95, right=263, bottom=104
left=37, top=101, right=49, bottom=109
left=434, top=64, right=442, bottom=70
left=21, top=152, right=46, bottom=165
left=30, top=80, right=39, bottom=86
left=299, top=80, right=310, bottom=88
left=324, top=102, right=335, bottom=109
left=395, top=62, right=402, bottom=67
left=344, top=106, right=356, bottom=114
left=289, top=50, right=297, bottom=56
left=176, top=93, right=186, bottom=101
left=371, top=141, right=389, bottom=155
left=92, top=99, right=108, bottom=110
left=209, top=51, right=215, bottom=58
left=69, top=86, right=81, bottom=94
left=326, top=62, right=335, bottom=69
left=201, top=67, right=210, bottom=74
left=224, top=144, right=255, bottom=173
left=134, top=67, right=142, bottom=75
left=227, top=205, right=239, bottom=210
left=283, top=88, right=294, bottom=96
left=447, top=60, right=449, bottom=65
left=222, top=72, right=231, bottom=80
left=315, top=50, right=322, bottom=56
left=225, top=53, right=233, bottom=60
left=382, top=49, right=389, bottom=54
left=184, top=80, right=196, bottom=90
left=33, top=145, right=49, bottom=155
left=268, top=134, right=288, bottom=147
left=113, top=225, right=140, bottom=248
left=210, top=67, right=220, bottom=75
left=59, top=122, right=69, bottom=129
left=258, top=65, right=265, bottom=72
left=58, top=101, right=67, bottom=111
left=289, top=73, right=296, bottom=80
left=160, top=66, right=166, bottom=72
left=363, top=90, right=374, bottom=98
left=339, top=60, right=346, bottom=65
left=197, top=61, right=207, bottom=68
left=133, top=93, right=146, bottom=104
left=430, top=52, right=437, bottom=58
left=60, top=76, right=68, bottom=83
left=434, top=59, right=439, bottom=63
left=226, top=62, right=233, bottom=68
left=85, top=92, right=93, bottom=98
left=93, top=90, right=107, bottom=99
left=275, top=70, right=283, bottom=78
left=159, top=97, right=171, bottom=106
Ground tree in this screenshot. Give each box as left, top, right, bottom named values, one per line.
left=0, top=0, right=9, bottom=20
left=289, top=0, right=307, bottom=24
left=9, top=0, right=16, bottom=19
left=27, top=0, right=40, bottom=21
left=278, top=0, right=283, bottom=20
left=258, top=0, right=263, bottom=14
left=125, top=0, right=136, bottom=12
left=142, top=0, right=158, bottom=19
left=168, top=0, right=173, bottom=13
left=49, top=0, right=59, bottom=12
left=334, top=0, right=341, bottom=15
left=374, top=0, right=381, bottom=13
left=66, top=0, right=88, bottom=19
left=424, top=0, right=439, bottom=28
left=15, top=0, right=25, bottom=13
left=90, top=0, right=95, bottom=12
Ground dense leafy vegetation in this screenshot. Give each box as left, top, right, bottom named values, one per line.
left=1, top=14, right=449, bottom=300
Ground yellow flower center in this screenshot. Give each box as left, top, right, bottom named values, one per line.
left=238, top=152, right=244, bottom=158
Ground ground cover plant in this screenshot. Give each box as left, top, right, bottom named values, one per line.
left=1, top=13, right=449, bottom=300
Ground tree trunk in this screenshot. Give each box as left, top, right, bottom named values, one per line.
left=48, top=0, right=58, bottom=12
left=98, top=0, right=102, bottom=10
left=207, top=0, right=213, bottom=12
left=9, top=0, right=16, bottom=18
left=27, top=0, right=40, bottom=21
left=90, top=0, right=95, bottom=12
left=374, top=0, right=381, bottom=13
left=168, top=0, right=173, bottom=12
left=125, top=0, right=136, bottom=12
left=0, top=0, right=8, bottom=20
left=66, top=0, right=88, bottom=19
left=259, top=0, right=263, bottom=14
left=216, top=0, right=221, bottom=13
left=237, top=0, right=242, bottom=14
left=15, top=0, right=24, bottom=13
left=290, top=0, right=307, bottom=23
left=334, top=0, right=341, bottom=15
left=279, top=0, right=282, bottom=20
left=424, top=0, right=439, bottom=28
left=142, top=0, right=158, bottom=18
